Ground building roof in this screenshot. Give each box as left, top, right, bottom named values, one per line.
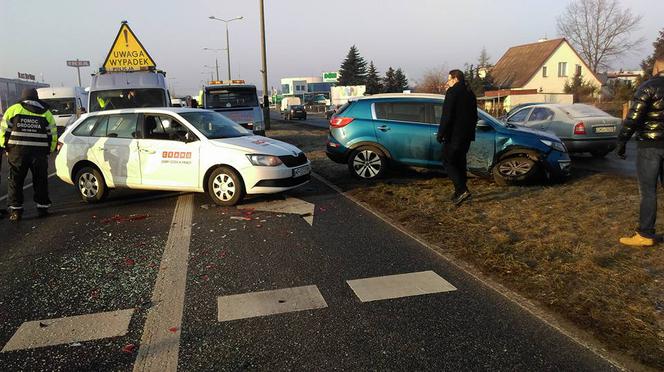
left=491, top=38, right=566, bottom=88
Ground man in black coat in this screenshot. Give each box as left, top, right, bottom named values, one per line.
left=437, top=69, right=478, bottom=206
left=616, top=57, right=664, bottom=246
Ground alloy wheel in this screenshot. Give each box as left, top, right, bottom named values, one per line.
left=353, top=150, right=382, bottom=179
left=79, top=172, right=99, bottom=198
left=498, top=159, right=533, bottom=177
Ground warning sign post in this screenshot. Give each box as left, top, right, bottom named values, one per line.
left=103, top=22, right=156, bottom=72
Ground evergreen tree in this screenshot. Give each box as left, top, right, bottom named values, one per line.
left=394, top=68, right=409, bottom=92
left=564, top=70, right=597, bottom=102
left=365, top=61, right=383, bottom=94
left=338, top=45, right=367, bottom=86
left=639, top=28, right=664, bottom=82
left=464, top=64, right=485, bottom=96
left=383, top=67, right=397, bottom=93
left=477, top=47, right=491, bottom=68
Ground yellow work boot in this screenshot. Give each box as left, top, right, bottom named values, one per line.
left=619, top=232, right=655, bottom=247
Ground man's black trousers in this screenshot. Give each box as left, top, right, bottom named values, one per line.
left=443, top=142, right=471, bottom=195
left=7, top=150, right=51, bottom=210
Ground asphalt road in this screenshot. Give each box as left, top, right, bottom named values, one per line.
left=0, top=151, right=618, bottom=370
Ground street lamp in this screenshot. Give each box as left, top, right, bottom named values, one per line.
left=208, top=15, right=243, bottom=80
left=201, top=69, right=214, bottom=82
left=202, top=47, right=227, bottom=81
left=258, top=1, right=270, bottom=130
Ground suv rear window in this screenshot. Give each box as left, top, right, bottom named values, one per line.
left=335, top=102, right=351, bottom=116
left=375, top=102, right=427, bottom=124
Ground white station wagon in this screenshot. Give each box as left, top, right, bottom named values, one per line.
left=55, top=108, right=311, bottom=205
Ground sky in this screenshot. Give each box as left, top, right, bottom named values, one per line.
left=1, top=0, right=662, bottom=96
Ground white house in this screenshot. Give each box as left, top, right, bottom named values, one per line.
left=490, top=38, right=602, bottom=94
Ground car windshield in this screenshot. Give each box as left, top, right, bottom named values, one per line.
left=42, top=98, right=76, bottom=115
left=204, top=88, right=259, bottom=109
left=89, top=89, right=167, bottom=112
left=563, top=104, right=612, bottom=118
left=291, top=105, right=303, bottom=109
left=180, top=111, right=251, bottom=139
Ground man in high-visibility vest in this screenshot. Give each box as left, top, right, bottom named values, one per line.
left=0, top=88, right=57, bottom=221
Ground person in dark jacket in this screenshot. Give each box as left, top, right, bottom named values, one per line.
left=616, top=57, right=664, bottom=246
left=437, top=69, right=478, bottom=206
left=0, top=88, right=57, bottom=222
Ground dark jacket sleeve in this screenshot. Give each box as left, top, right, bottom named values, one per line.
left=618, top=82, right=652, bottom=142
left=438, top=86, right=457, bottom=142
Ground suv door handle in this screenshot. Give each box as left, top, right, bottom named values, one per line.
left=377, top=125, right=391, bottom=131
left=140, top=149, right=156, bottom=154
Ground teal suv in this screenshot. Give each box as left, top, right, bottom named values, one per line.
left=325, top=94, right=571, bottom=184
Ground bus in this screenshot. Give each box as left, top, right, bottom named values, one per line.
left=199, top=81, right=265, bottom=135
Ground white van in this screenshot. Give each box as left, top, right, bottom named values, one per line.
left=37, top=87, right=88, bottom=133
left=88, top=71, right=170, bottom=113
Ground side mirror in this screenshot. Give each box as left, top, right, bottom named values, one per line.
left=477, top=120, right=491, bottom=129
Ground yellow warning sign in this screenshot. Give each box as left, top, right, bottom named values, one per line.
left=103, top=22, right=156, bottom=72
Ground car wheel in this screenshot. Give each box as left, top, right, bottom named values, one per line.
left=492, top=156, right=538, bottom=186
left=348, top=146, right=386, bottom=180
left=591, top=149, right=611, bottom=158
left=208, top=166, right=244, bottom=206
left=75, top=166, right=108, bottom=203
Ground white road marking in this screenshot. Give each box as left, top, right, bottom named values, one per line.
left=0, top=172, right=58, bottom=202
left=217, top=285, right=327, bottom=322
left=133, top=194, right=194, bottom=372
left=239, top=197, right=315, bottom=225
left=346, top=271, right=457, bottom=303
left=1, top=309, right=134, bottom=352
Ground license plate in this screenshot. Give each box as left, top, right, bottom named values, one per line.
left=293, top=164, right=311, bottom=178
left=594, top=126, right=615, bottom=133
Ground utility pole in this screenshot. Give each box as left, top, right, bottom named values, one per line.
left=259, top=0, right=270, bottom=130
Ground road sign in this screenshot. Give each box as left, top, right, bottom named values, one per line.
left=66, top=60, right=90, bottom=67
left=103, top=22, right=155, bottom=72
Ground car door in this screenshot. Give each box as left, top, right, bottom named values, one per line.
left=89, top=113, right=141, bottom=187
left=524, top=107, right=555, bottom=132
left=136, top=113, right=201, bottom=189
left=431, top=103, right=496, bottom=175
left=373, top=101, right=433, bottom=167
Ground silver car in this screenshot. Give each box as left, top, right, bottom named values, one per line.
left=506, top=103, right=621, bottom=157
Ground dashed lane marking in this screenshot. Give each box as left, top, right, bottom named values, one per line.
left=218, top=285, right=328, bottom=322
left=133, top=193, right=194, bottom=372
left=346, top=271, right=457, bottom=303
left=0, top=172, right=57, bottom=202
left=1, top=309, right=134, bottom=352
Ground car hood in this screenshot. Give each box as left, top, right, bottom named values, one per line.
left=209, top=135, right=303, bottom=156
left=508, top=124, right=561, bottom=141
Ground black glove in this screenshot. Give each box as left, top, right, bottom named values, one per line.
left=616, top=141, right=626, bottom=160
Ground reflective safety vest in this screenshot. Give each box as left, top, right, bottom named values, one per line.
left=0, top=100, right=57, bottom=153
left=96, top=96, right=107, bottom=110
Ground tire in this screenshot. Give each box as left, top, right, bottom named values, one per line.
left=207, top=166, right=244, bottom=206
left=74, top=166, right=108, bottom=203
left=591, top=149, right=611, bottom=158
left=348, top=146, right=387, bottom=180
left=492, top=156, right=538, bottom=186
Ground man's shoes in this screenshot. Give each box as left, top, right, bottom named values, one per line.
left=452, top=190, right=472, bottom=207
left=8, top=209, right=22, bottom=222
left=619, top=232, right=655, bottom=247
left=37, top=208, right=49, bottom=218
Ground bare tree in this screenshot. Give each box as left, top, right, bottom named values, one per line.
left=557, top=0, right=643, bottom=73
left=415, top=66, right=448, bottom=94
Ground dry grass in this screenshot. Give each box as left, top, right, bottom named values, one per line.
left=269, top=121, right=664, bottom=370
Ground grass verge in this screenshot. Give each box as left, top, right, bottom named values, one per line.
left=269, top=120, right=664, bottom=370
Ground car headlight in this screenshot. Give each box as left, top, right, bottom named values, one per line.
left=246, top=154, right=283, bottom=166
left=540, top=139, right=567, bottom=152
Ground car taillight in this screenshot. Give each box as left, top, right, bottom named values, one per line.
left=56, top=141, right=63, bottom=152
left=330, top=117, right=354, bottom=128
left=574, top=122, right=586, bottom=135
